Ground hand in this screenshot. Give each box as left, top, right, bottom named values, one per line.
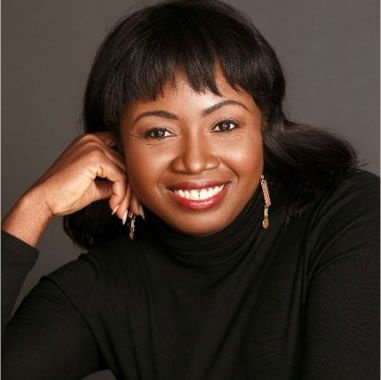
left=29, top=131, right=143, bottom=222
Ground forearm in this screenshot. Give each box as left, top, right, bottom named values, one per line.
left=2, top=276, right=105, bottom=378
left=2, top=188, right=54, bottom=247
left=1, top=230, right=40, bottom=336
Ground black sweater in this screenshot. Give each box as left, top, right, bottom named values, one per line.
left=2, top=170, right=379, bottom=379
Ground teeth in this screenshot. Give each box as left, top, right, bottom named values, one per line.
left=173, top=185, right=224, bottom=201
left=200, top=189, right=208, bottom=199
left=190, top=190, right=199, bottom=200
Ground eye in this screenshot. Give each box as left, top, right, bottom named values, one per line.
left=143, top=128, right=173, bottom=139
left=212, top=120, right=239, bottom=132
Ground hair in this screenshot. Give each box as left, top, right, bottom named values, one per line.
left=64, top=0, right=359, bottom=249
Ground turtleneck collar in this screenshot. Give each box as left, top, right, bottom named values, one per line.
left=141, top=184, right=279, bottom=268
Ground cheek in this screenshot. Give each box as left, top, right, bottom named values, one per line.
left=124, top=144, right=171, bottom=194
left=218, top=133, right=263, bottom=177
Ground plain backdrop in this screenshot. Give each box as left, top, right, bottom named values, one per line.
left=2, top=1, right=379, bottom=379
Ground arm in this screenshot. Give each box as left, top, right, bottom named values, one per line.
left=2, top=189, right=54, bottom=331
left=302, top=243, right=379, bottom=379
left=301, top=172, right=380, bottom=379
left=1, top=131, right=133, bottom=333
left=2, top=232, right=106, bottom=379
left=1, top=132, right=136, bottom=377
left=1, top=230, right=39, bottom=334
left=2, top=189, right=54, bottom=248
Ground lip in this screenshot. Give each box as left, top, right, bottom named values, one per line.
left=168, top=182, right=229, bottom=210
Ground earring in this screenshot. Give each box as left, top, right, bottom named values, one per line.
left=129, top=213, right=136, bottom=240
left=260, top=174, right=271, bottom=229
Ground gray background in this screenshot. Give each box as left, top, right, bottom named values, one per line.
left=2, top=1, right=379, bottom=379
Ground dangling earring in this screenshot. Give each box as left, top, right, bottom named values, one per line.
left=260, top=174, right=271, bottom=229
left=129, top=213, right=136, bottom=240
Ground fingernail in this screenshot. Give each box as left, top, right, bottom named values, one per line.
left=122, top=210, right=128, bottom=225
left=111, top=205, right=120, bottom=215
left=128, top=210, right=134, bottom=219
left=139, top=205, right=145, bottom=220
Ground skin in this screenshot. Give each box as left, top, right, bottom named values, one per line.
left=1, top=132, right=133, bottom=246
left=120, top=69, right=264, bottom=237
left=1, top=69, right=264, bottom=246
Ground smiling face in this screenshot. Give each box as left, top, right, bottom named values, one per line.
left=120, top=69, right=264, bottom=237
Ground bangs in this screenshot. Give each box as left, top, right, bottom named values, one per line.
left=120, top=3, right=254, bottom=101
left=84, top=0, right=285, bottom=132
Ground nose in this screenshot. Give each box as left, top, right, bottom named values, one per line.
left=170, top=134, right=220, bottom=174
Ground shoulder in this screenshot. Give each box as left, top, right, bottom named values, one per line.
left=328, top=169, right=378, bottom=201
left=302, top=169, right=379, bottom=277
left=307, top=169, right=378, bottom=228
left=46, top=232, right=150, bottom=281
left=44, top=233, right=152, bottom=310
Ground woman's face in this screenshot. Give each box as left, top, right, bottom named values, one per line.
left=120, top=69, right=264, bottom=236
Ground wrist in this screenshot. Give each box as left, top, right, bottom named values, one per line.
left=2, top=188, right=55, bottom=247
left=20, top=187, right=55, bottom=221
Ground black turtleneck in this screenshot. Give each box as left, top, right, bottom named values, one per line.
left=143, top=185, right=267, bottom=267
left=2, top=170, right=379, bottom=379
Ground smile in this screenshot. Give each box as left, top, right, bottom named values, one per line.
left=168, top=182, right=228, bottom=210
left=173, top=185, right=225, bottom=201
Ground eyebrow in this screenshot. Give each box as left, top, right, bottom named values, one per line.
left=131, top=99, right=250, bottom=126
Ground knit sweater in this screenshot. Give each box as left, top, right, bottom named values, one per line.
left=2, top=170, right=379, bottom=379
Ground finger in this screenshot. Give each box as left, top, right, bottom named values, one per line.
left=129, top=192, right=142, bottom=217
left=92, top=131, right=119, bottom=148
left=72, top=132, right=118, bottom=154
left=114, top=183, right=131, bottom=221
left=74, top=143, right=126, bottom=177
left=100, top=146, right=127, bottom=173
left=89, top=160, right=128, bottom=212
left=80, top=140, right=127, bottom=173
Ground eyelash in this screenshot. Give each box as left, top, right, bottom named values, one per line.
left=143, top=128, right=173, bottom=139
left=213, top=120, right=240, bottom=133
left=142, top=119, right=240, bottom=139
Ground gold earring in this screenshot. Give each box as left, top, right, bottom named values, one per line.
left=129, top=213, right=136, bottom=240
left=260, top=174, right=271, bottom=229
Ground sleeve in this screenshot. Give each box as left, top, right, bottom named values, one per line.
left=1, top=231, right=106, bottom=379
left=301, top=171, right=380, bottom=379
left=2, top=230, right=39, bottom=334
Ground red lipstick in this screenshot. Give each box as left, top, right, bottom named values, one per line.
left=168, top=181, right=229, bottom=210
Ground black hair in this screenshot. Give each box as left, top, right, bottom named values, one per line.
left=63, top=0, right=359, bottom=249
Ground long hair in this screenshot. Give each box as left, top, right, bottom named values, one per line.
left=64, top=0, right=358, bottom=249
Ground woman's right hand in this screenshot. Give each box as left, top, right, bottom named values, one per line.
left=30, top=131, right=142, bottom=222
left=2, top=132, right=142, bottom=247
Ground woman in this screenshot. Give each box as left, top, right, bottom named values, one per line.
left=2, top=0, right=379, bottom=379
